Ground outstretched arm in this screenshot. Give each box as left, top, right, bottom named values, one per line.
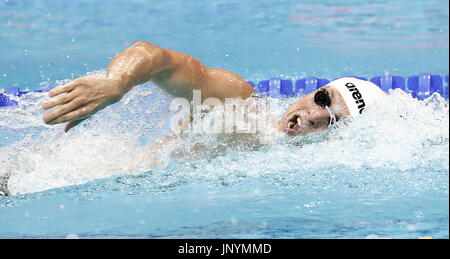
left=42, top=41, right=254, bottom=132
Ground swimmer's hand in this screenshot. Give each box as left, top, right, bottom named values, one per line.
left=42, top=76, right=124, bottom=132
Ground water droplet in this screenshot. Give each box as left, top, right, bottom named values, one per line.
left=415, top=211, right=424, bottom=218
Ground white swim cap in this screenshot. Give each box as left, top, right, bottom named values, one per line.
left=329, top=77, right=386, bottom=116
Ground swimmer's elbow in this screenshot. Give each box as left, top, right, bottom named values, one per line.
left=131, top=41, right=154, bottom=48
left=130, top=41, right=166, bottom=57
left=130, top=41, right=170, bottom=70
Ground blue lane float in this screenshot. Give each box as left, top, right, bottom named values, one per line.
left=407, top=74, right=444, bottom=100
left=1, top=73, right=449, bottom=107
left=370, top=75, right=406, bottom=92
left=445, top=75, right=449, bottom=98
left=0, top=87, right=21, bottom=107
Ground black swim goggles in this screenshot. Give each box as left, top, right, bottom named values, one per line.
left=314, top=88, right=331, bottom=107
left=314, top=88, right=337, bottom=126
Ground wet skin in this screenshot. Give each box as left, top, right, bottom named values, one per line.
left=42, top=41, right=349, bottom=136
left=277, top=86, right=351, bottom=135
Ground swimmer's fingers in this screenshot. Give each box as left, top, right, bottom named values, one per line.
left=64, top=118, right=87, bottom=133
left=43, top=97, right=88, bottom=124
left=48, top=80, right=79, bottom=98
left=42, top=89, right=79, bottom=110
left=46, top=103, right=95, bottom=125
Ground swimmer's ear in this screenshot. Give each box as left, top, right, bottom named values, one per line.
left=64, top=119, right=86, bottom=133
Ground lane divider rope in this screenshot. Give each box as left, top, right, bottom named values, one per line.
left=1, top=74, right=449, bottom=107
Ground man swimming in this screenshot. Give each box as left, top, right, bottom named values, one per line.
left=0, top=41, right=387, bottom=196
left=41, top=41, right=386, bottom=135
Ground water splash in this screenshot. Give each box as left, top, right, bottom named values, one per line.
left=0, top=75, right=448, bottom=196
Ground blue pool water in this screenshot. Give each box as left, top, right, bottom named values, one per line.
left=0, top=0, right=449, bottom=238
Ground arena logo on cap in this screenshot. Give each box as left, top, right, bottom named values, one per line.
left=345, top=82, right=366, bottom=114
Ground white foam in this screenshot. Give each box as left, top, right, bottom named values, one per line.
left=1, top=75, right=448, bottom=195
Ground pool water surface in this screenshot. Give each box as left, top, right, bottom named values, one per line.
left=0, top=0, right=448, bottom=238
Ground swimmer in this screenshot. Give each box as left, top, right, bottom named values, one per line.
left=2, top=42, right=387, bottom=196
left=41, top=41, right=386, bottom=135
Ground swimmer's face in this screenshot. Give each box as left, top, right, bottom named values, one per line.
left=278, top=86, right=350, bottom=135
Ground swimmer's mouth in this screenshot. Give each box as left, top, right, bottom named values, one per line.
left=283, top=114, right=302, bottom=135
